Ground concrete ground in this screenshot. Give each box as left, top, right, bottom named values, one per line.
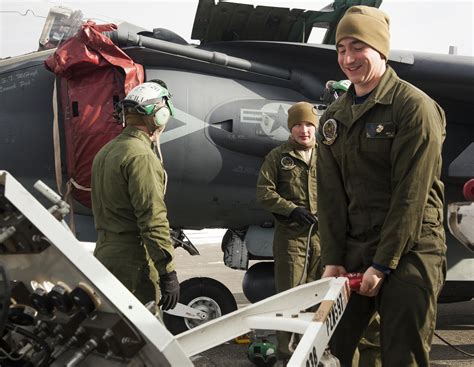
left=175, top=241, right=474, bottom=367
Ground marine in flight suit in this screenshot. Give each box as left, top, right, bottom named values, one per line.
left=317, top=6, right=446, bottom=367
left=257, top=102, right=321, bottom=360
left=91, top=81, right=179, bottom=311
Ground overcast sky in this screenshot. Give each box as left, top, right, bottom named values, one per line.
left=0, top=0, right=473, bottom=58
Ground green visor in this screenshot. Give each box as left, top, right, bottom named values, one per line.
left=140, top=98, right=175, bottom=117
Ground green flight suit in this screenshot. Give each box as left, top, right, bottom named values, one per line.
left=317, top=66, right=447, bottom=367
left=91, top=125, right=175, bottom=305
left=256, top=140, right=321, bottom=359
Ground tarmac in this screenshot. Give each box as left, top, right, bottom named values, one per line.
left=175, top=238, right=474, bottom=367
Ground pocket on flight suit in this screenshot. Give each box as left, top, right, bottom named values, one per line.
left=395, top=208, right=446, bottom=294
left=360, top=123, right=394, bottom=158
left=390, top=243, right=445, bottom=292
left=419, top=208, right=446, bottom=243
left=99, top=257, right=143, bottom=293
left=392, top=209, right=446, bottom=294
left=273, top=229, right=306, bottom=291
left=278, top=165, right=305, bottom=203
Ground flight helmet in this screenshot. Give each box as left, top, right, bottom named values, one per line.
left=321, top=79, right=352, bottom=105
left=331, top=79, right=351, bottom=93
left=120, top=81, right=175, bottom=130
left=247, top=340, right=277, bottom=367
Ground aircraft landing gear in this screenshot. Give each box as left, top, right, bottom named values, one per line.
left=163, top=277, right=237, bottom=335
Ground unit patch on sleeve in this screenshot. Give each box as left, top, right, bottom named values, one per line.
left=322, top=119, right=338, bottom=145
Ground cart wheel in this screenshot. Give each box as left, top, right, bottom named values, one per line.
left=163, top=277, right=237, bottom=335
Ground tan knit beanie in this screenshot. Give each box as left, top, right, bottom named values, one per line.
left=287, top=102, right=318, bottom=130
left=336, top=6, right=390, bottom=59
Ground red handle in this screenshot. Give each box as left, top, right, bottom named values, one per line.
left=345, top=273, right=363, bottom=291
left=463, top=179, right=474, bottom=201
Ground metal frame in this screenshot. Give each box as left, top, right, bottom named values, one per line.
left=177, top=276, right=349, bottom=366
left=1, top=170, right=352, bottom=366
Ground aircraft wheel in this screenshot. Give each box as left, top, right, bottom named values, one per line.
left=163, top=277, right=237, bottom=335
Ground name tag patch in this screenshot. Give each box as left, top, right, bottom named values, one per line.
left=366, top=122, right=396, bottom=138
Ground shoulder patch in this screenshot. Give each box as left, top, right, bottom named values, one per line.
left=322, top=119, right=338, bottom=145
left=281, top=156, right=296, bottom=170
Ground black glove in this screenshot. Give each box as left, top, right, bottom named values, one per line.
left=290, top=207, right=318, bottom=226
left=159, top=271, right=180, bottom=311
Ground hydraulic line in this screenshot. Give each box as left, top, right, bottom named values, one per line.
left=434, top=331, right=474, bottom=358
left=297, top=219, right=318, bottom=286
left=289, top=218, right=319, bottom=353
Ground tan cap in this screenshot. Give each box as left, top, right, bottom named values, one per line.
left=287, top=102, right=318, bottom=130
left=336, top=5, right=390, bottom=59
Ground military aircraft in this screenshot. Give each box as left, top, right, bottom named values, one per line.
left=0, top=0, right=473, bottom=335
